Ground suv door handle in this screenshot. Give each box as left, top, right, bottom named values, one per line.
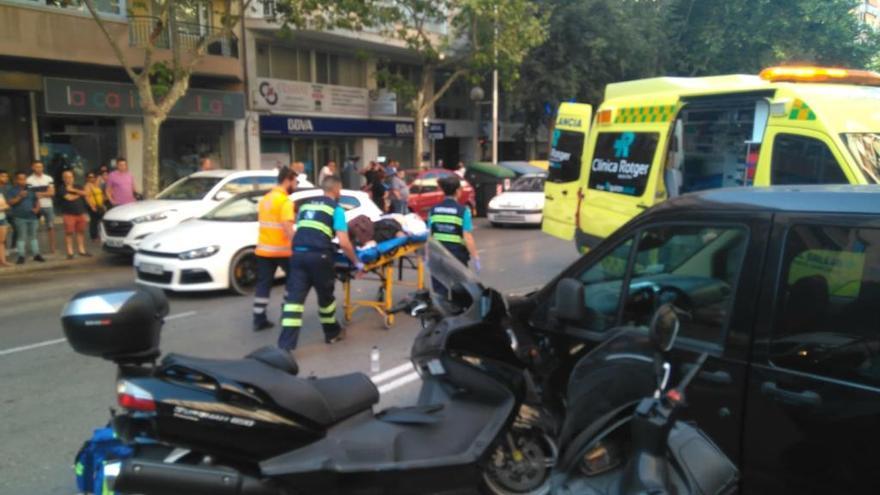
left=761, top=382, right=822, bottom=407
left=545, top=194, right=555, bottom=200
left=683, top=364, right=732, bottom=385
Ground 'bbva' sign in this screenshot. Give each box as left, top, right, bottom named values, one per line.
left=287, top=118, right=314, bottom=132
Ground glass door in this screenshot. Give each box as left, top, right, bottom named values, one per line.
left=0, top=92, right=33, bottom=172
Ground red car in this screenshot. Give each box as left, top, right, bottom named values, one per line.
left=407, top=168, right=476, bottom=219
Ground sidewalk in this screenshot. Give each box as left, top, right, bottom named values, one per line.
left=0, top=222, right=128, bottom=278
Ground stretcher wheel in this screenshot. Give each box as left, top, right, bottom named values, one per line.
left=383, top=314, right=394, bottom=329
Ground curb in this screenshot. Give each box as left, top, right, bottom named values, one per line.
left=0, top=252, right=131, bottom=279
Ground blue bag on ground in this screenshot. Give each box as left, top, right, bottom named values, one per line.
left=74, top=425, right=133, bottom=495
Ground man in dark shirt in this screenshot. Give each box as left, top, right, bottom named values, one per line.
left=7, top=171, right=43, bottom=264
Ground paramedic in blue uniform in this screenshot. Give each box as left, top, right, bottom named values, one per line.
left=279, top=176, right=362, bottom=352
left=428, top=175, right=480, bottom=293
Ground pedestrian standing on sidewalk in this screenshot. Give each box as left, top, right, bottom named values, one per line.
left=388, top=167, right=410, bottom=214
left=253, top=166, right=297, bottom=332
left=105, top=158, right=138, bottom=207
left=83, top=171, right=105, bottom=242
left=8, top=171, right=44, bottom=264
left=199, top=156, right=214, bottom=171
left=27, top=161, right=56, bottom=256
left=428, top=175, right=480, bottom=293
left=290, top=161, right=309, bottom=185
left=317, top=160, right=338, bottom=185
left=370, top=168, right=388, bottom=212
left=0, top=169, right=10, bottom=266
left=279, top=176, right=362, bottom=352
left=59, top=170, right=91, bottom=259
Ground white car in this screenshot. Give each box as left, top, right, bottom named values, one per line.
left=101, top=170, right=314, bottom=254
left=133, top=189, right=382, bottom=294
left=487, top=173, right=547, bottom=226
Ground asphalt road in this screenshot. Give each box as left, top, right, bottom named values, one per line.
left=0, top=220, right=577, bottom=494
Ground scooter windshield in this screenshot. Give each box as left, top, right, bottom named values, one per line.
left=426, top=238, right=482, bottom=315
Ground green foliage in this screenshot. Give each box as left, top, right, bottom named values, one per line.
left=148, top=61, right=174, bottom=101
left=515, top=0, right=880, bottom=130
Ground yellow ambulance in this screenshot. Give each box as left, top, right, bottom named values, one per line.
left=543, top=66, right=880, bottom=252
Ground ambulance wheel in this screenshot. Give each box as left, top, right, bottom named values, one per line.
left=229, top=248, right=258, bottom=295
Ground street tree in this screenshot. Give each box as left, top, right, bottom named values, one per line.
left=83, top=0, right=377, bottom=196
left=376, top=0, right=546, bottom=167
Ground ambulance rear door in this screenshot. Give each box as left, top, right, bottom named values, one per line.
left=542, top=103, right=592, bottom=240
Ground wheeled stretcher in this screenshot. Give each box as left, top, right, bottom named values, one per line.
left=335, top=233, right=428, bottom=328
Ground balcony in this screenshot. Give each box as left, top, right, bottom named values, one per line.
left=128, top=15, right=239, bottom=58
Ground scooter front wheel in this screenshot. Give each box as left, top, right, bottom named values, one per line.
left=481, top=429, right=556, bottom=495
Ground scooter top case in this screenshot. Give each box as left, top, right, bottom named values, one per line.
left=258, top=356, right=518, bottom=493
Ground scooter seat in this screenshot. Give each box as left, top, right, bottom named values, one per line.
left=162, top=353, right=379, bottom=427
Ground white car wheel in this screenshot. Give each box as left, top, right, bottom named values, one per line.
left=229, top=248, right=259, bottom=295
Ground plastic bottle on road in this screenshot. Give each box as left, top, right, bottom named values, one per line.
left=370, top=346, right=381, bottom=373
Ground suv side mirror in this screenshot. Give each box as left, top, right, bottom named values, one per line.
left=649, top=303, right=680, bottom=353
left=553, top=278, right=587, bottom=323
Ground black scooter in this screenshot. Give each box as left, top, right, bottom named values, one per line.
left=61, top=240, right=556, bottom=495
left=551, top=304, right=739, bottom=494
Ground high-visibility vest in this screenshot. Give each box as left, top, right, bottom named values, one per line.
left=256, top=187, right=294, bottom=258
left=430, top=198, right=469, bottom=260
left=292, top=195, right=339, bottom=253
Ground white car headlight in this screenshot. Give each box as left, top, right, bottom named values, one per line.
left=179, top=245, right=219, bottom=260
left=488, top=198, right=500, bottom=209
left=132, top=211, right=173, bottom=224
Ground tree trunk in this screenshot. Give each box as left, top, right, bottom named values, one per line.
left=142, top=115, right=163, bottom=198
left=413, top=107, right=425, bottom=169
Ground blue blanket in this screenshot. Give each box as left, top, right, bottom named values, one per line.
left=337, top=233, right=428, bottom=266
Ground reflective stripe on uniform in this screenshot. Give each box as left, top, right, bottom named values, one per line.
left=282, top=318, right=302, bottom=327
left=434, top=233, right=464, bottom=244
left=256, top=244, right=291, bottom=253
left=253, top=307, right=266, bottom=314
left=298, top=219, right=333, bottom=237
left=254, top=297, right=270, bottom=304
left=299, top=203, right=335, bottom=216
left=284, top=303, right=304, bottom=312
left=319, top=301, right=336, bottom=313
left=259, top=221, right=285, bottom=229
left=429, top=214, right=463, bottom=226
left=319, top=315, right=337, bottom=324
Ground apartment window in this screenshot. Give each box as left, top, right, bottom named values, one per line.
left=269, top=45, right=311, bottom=82
left=18, top=0, right=122, bottom=15
left=256, top=43, right=271, bottom=78
left=315, top=51, right=365, bottom=87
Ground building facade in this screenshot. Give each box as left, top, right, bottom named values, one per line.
left=857, top=0, right=880, bottom=28
left=243, top=3, right=544, bottom=183
left=0, top=0, right=246, bottom=189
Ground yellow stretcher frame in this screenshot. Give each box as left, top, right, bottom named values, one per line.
left=341, top=242, right=425, bottom=328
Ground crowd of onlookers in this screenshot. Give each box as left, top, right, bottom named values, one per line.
left=0, top=158, right=139, bottom=266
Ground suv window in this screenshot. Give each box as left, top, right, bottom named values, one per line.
left=771, top=225, right=880, bottom=387
left=771, top=134, right=848, bottom=185
left=588, top=132, right=659, bottom=197
left=621, top=226, right=748, bottom=346
left=548, top=130, right=585, bottom=183
left=571, top=224, right=747, bottom=344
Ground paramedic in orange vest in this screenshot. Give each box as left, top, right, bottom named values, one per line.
left=253, top=166, right=298, bottom=331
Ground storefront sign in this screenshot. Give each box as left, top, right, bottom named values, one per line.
left=43, top=77, right=245, bottom=120
left=253, top=77, right=369, bottom=116
left=428, top=123, right=446, bottom=140
left=368, top=89, right=398, bottom=116
left=260, top=115, right=414, bottom=138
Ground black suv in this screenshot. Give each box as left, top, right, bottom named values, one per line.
left=529, top=185, right=880, bottom=493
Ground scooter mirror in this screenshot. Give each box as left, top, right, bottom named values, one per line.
left=649, top=303, right=680, bottom=353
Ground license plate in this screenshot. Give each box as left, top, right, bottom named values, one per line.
left=105, top=238, right=124, bottom=248
left=139, top=262, right=164, bottom=275
left=495, top=215, right=523, bottom=222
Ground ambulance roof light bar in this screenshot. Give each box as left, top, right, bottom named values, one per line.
left=759, top=66, right=880, bottom=86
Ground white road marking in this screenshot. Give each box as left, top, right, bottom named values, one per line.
left=0, top=311, right=198, bottom=357
left=370, top=362, right=415, bottom=384
left=377, top=372, right=421, bottom=394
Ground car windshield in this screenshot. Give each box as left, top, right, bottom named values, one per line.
left=157, top=177, right=222, bottom=200
left=841, top=133, right=880, bottom=183
left=202, top=195, right=260, bottom=222
left=509, top=176, right=545, bottom=192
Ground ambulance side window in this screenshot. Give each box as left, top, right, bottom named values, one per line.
left=548, top=130, right=585, bottom=183
left=771, top=134, right=848, bottom=185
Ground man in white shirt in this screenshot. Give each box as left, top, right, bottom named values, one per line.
left=27, top=160, right=56, bottom=255
left=317, top=160, right=337, bottom=185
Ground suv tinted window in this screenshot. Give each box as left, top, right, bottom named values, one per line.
left=621, top=225, right=747, bottom=346
left=771, top=225, right=880, bottom=386
left=588, top=132, right=659, bottom=196
left=548, top=130, right=585, bottom=183
left=578, top=237, right=634, bottom=332
left=771, top=134, right=848, bottom=185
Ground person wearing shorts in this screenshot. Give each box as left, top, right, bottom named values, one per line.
left=27, top=161, right=56, bottom=255
left=59, top=170, right=90, bottom=259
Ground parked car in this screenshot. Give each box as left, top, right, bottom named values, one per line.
left=133, top=188, right=379, bottom=294
left=101, top=170, right=313, bottom=254
left=532, top=185, right=880, bottom=493
left=407, top=168, right=476, bottom=219
left=487, top=173, right=547, bottom=226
